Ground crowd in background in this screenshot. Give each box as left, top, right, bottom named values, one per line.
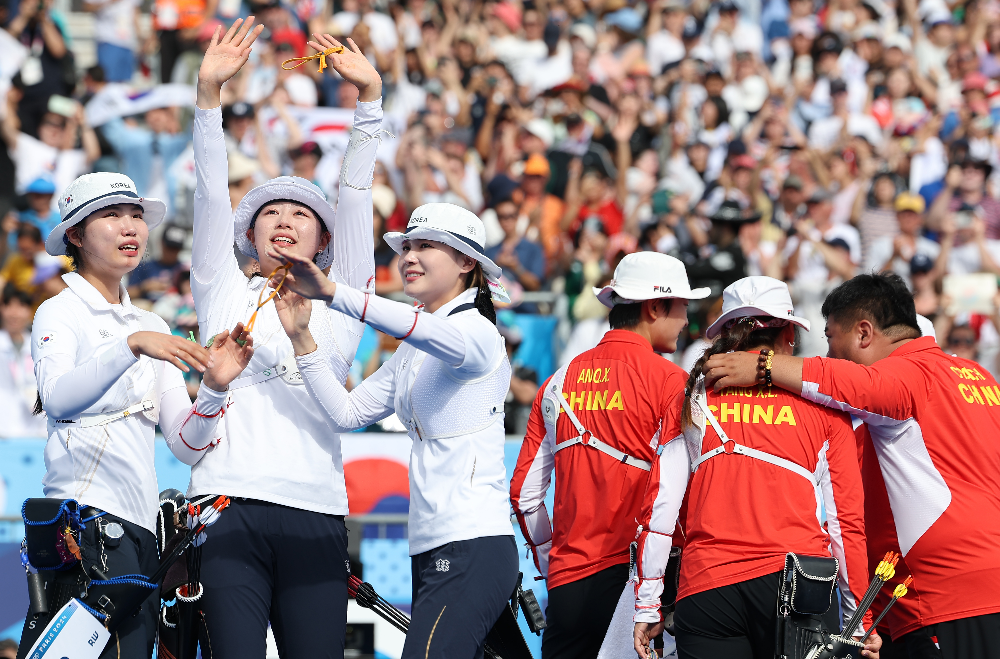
left=4, top=0, right=1000, bottom=436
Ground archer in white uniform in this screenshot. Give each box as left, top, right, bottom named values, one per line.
left=24, top=170, right=252, bottom=659
left=266, top=202, right=517, bottom=659
left=189, top=21, right=385, bottom=659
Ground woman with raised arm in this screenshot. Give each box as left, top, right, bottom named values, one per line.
left=266, top=203, right=518, bottom=659
left=24, top=171, right=252, bottom=659
left=189, top=18, right=386, bottom=659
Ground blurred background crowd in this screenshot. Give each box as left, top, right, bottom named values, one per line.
left=3, top=0, right=1000, bottom=439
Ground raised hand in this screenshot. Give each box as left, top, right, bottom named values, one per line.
left=127, top=331, right=211, bottom=373
left=273, top=289, right=317, bottom=356
left=307, top=34, right=383, bottom=102
left=197, top=17, right=265, bottom=108
left=202, top=323, right=254, bottom=392
left=265, top=243, right=337, bottom=304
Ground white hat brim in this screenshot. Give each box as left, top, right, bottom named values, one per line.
left=593, top=284, right=712, bottom=309
left=46, top=193, right=167, bottom=256
left=384, top=226, right=510, bottom=303
left=235, top=179, right=338, bottom=269
left=385, top=226, right=503, bottom=280
left=705, top=305, right=812, bottom=339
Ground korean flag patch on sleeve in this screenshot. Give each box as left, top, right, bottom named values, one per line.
left=37, top=332, right=57, bottom=350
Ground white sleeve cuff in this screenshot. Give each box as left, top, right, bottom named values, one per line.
left=194, top=380, right=229, bottom=412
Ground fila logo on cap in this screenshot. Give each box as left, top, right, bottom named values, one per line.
left=653, top=285, right=672, bottom=293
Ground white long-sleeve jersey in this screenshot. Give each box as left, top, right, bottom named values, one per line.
left=33, top=273, right=228, bottom=532
left=187, top=101, right=381, bottom=514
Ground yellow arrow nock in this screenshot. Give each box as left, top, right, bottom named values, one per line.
left=281, top=46, right=345, bottom=73
left=893, top=575, right=913, bottom=599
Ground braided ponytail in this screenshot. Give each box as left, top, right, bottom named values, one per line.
left=680, top=318, right=787, bottom=429
left=465, top=263, right=497, bottom=324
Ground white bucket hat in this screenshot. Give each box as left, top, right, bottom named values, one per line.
left=384, top=203, right=510, bottom=303
left=234, top=176, right=337, bottom=269
left=706, top=276, right=811, bottom=339
left=594, top=251, right=710, bottom=308
left=47, top=172, right=166, bottom=256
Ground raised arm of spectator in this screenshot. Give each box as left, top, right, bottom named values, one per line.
left=613, top=115, right=636, bottom=220
left=972, top=215, right=1000, bottom=276
left=70, top=103, right=101, bottom=164
left=1, top=88, right=21, bottom=150
left=475, top=89, right=503, bottom=162
left=560, top=158, right=585, bottom=232
left=930, top=215, right=955, bottom=282
left=38, top=0, right=67, bottom=59
left=252, top=110, right=280, bottom=179
left=928, top=165, right=961, bottom=231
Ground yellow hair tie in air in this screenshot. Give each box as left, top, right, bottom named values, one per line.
left=281, top=46, right=345, bottom=73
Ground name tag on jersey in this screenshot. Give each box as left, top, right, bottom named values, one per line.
left=24, top=599, right=109, bottom=659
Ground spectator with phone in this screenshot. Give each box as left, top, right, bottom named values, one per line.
left=929, top=158, right=1000, bottom=237
left=4, top=0, right=73, bottom=137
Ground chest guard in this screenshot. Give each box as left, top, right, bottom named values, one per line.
left=406, top=347, right=511, bottom=440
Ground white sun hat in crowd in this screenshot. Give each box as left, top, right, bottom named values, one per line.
left=47, top=172, right=167, bottom=256
left=593, top=251, right=711, bottom=309
left=706, top=276, right=811, bottom=339
left=383, top=202, right=510, bottom=303
left=234, top=176, right=338, bottom=269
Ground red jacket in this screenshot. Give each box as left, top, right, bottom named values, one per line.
left=510, top=330, right=688, bottom=589
left=802, top=337, right=1000, bottom=638
left=634, top=377, right=870, bottom=630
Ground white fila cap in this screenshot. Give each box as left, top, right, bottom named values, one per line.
left=384, top=202, right=510, bottom=302
left=706, top=276, right=811, bottom=339
left=594, top=251, right=710, bottom=308
left=48, top=172, right=166, bottom=256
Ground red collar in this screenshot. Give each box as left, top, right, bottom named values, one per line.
left=887, top=336, right=939, bottom=357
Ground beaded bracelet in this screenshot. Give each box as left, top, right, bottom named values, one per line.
left=757, top=349, right=775, bottom=387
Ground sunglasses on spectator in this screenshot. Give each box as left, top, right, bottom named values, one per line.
left=42, top=120, right=66, bottom=129
left=948, top=337, right=976, bottom=346
left=497, top=212, right=519, bottom=221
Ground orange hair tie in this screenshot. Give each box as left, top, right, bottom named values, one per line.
left=281, top=46, right=344, bottom=73
left=246, top=262, right=292, bottom=333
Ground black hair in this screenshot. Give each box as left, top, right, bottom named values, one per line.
left=682, top=319, right=791, bottom=428
left=608, top=299, right=674, bottom=330
left=85, top=65, right=106, bottom=83
left=64, top=223, right=84, bottom=272
left=820, top=272, right=921, bottom=339
left=17, top=223, right=43, bottom=243
left=465, top=263, right=497, bottom=324
left=2, top=282, right=32, bottom=306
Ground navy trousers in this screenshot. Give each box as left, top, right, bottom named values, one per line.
left=198, top=498, right=351, bottom=659
left=403, top=535, right=519, bottom=659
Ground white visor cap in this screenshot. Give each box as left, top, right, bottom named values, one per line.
left=48, top=172, right=166, bottom=256
left=234, top=176, right=338, bottom=270
left=594, top=251, right=710, bottom=308
left=384, top=202, right=510, bottom=303
left=706, top=276, right=811, bottom=339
